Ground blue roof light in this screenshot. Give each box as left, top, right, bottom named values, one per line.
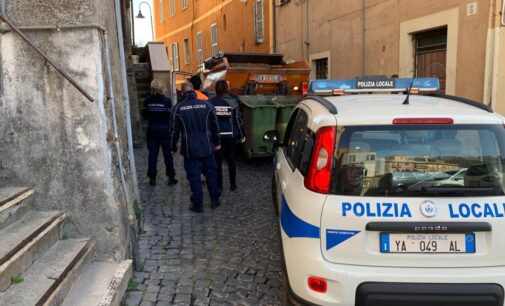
left=308, top=77, right=440, bottom=95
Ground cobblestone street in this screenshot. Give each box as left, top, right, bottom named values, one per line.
left=124, top=148, right=283, bottom=306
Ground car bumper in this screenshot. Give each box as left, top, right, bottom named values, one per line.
left=282, top=238, right=505, bottom=306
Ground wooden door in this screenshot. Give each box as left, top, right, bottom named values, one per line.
left=415, top=28, right=447, bottom=94
left=416, top=50, right=446, bottom=94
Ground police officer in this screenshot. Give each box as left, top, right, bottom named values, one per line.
left=209, top=80, right=245, bottom=191
left=143, top=79, right=178, bottom=186
left=171, top=82, right=221, bottom=212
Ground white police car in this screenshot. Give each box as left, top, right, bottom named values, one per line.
left=264, top=77, right=505, bottom=306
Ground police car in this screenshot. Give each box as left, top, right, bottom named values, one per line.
left=263, top=77, right=505, bottom=306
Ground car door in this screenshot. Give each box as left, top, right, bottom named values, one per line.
left=274, top=107, right=308, bottom=207
left=275, top=105, right=330, bottom=244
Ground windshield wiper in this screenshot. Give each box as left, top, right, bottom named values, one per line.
left=408, top=186, right=495, bottom=196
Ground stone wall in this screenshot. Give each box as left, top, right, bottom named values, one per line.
left=0, top=0, right=137, bottom=260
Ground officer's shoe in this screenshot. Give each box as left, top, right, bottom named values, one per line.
left=230, top=184, right=237, bottom=192
left=189, top=204, right=203, bottom=213
left=149, top=177, right=156, bottom=186
left=211, top=199, right=221, bottom=209
left=168, top=177, right=178, bottom=185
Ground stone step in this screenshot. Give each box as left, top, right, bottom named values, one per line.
left=0, top=187, right=34, bottom=229
left=136, top=83, right=150, bottom=91
left=61, top=260, right=132, bottom=306
left=0, top=238, right=95, bottom=306
left=0, top=210, right=65, bottom=292
left=134, top=72, right=150, bottom=81
left=133, top=63, right=150, bottom=72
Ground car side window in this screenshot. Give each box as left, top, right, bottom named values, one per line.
left=284, top=109, right=309, bottom=170
left=298, top=131, right=315, bottom=176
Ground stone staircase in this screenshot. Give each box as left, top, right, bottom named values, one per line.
left=0, top=187, right=132, bottom=306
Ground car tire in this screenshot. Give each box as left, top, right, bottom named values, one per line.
left=281, top=272, right=293, bottom=306
left=272, top=174, right=280, bottom=216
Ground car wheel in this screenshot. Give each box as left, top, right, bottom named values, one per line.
left=281, top=272, right=293, bottom=306
left=272, top=174, right=280, bottom=216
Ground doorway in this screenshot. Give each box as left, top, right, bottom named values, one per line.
left=415, top=28, right=447, bottom=94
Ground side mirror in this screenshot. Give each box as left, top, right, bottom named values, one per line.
left=263, top=130, right=281, bottom=146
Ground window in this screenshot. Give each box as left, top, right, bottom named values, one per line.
left=332, top=125, right=505, bottom=197
left=159, top=0, right=165, bottom=23
left=196, top=32, right=203, bottom=65
left=210, top=23, right=218, bottom=56
left=254, top=0, right=264, bottom=43
left=283, top=109, right=309, bottom=170
left=314, top=58, right=328, bottom=79
left=171, top=43, right=179, bottom=71
left=170, top=0, right=175, bottom=16
left=182, top=0, right=187, bottom=10
left=183, top=38, right=190, bottom=65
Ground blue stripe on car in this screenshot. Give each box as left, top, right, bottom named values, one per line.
left=280, top=195, right=320, bottom=238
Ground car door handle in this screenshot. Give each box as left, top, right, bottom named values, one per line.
left=281, top=180, right=287, bottom=191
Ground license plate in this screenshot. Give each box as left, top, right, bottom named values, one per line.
left=380, top=232, right=475, bottom=253
left=255, top=74, right=281, bottom=82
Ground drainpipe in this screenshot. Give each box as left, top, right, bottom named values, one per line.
left=501, top=0, right=505, bottom=26
left=0, top=0, right=5, bottom=96
left=130, top=0, right=135, bottom=47
left=114, top=0, right=140, bottom=202
left=491, top=0, right=502, bottom=109
left=361, top=0, right=366, bottom=76
left=484, top=0, right=497, bottom=106
left=300, top=0, right=304, bottom=59
left=103, top=31, right=140, bottom=266
left=305, top=0, right=309, bottom=62
left=272, top=0, right=276, bottom=53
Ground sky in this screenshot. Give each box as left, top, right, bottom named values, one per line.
left=131, top=0, right=154, bottom=47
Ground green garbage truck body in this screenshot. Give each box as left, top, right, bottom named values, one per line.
left=240, top=96, right=301, bottom=158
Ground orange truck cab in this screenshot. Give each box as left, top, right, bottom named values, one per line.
left=201, top=52, right=310, bottom=96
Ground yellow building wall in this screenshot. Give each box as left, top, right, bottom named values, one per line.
left=154, top=0, right=271, bottom=75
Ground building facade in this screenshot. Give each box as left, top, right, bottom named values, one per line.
left=274, top=0, right=505, bottom=114
left=154, top=0, right=273, bottom=75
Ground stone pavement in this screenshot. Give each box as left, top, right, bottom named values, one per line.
left=124, top=148, right=283, bottom=306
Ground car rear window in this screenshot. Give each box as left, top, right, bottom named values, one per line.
left=330, top=125, right=505, bottom=197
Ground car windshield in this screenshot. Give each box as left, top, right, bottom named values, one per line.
left=331, top=124, right=505, bottom=197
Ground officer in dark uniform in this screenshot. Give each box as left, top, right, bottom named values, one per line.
left=209, top=80, right=245, bottom=191
left=171, top=82, right=221, bottom=212
left=143, top=79, right=178, bottom=186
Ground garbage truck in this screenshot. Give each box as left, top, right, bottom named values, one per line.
left=201, top=52, right=310, bottom=158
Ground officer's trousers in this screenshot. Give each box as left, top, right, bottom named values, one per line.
left=147, top=126, right=176, bottom=179
left=183, top=155, right=221, bottom=207
left=215, top=138, right=237, bottom=188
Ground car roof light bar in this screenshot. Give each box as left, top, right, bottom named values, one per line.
left=309, top=77, right=440, bottom=95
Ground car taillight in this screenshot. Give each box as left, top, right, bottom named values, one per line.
left=308, top=276, right=327, bottom=293
left=302, top=82, right=308, bottom=97
left=304, top=126, right=336, bottom=193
